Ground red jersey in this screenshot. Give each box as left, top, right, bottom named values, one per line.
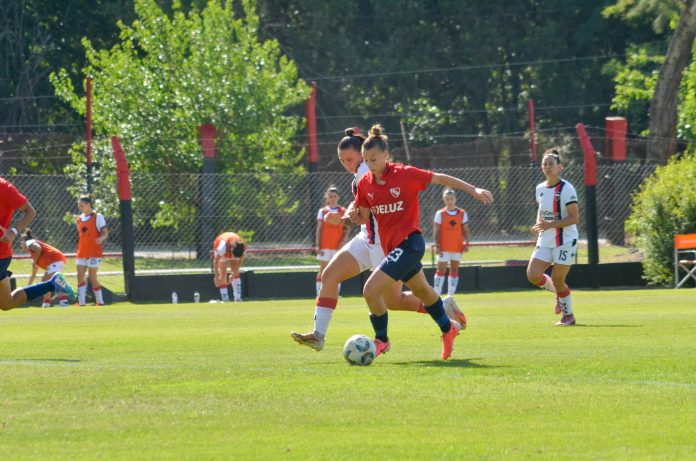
left=213, top=232, right=244, bottom=259
left=0, top=178, right=28, bottom=259
left=355, top=162, right=433, bottom=254
left=26, top=239, right=66, bottom=270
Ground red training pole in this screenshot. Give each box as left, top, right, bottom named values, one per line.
left=305, top=81, right=318, bottom=172
left=111, top=136, right=135, bottom=298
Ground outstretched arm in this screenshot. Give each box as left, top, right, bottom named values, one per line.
left=431, top=173, right=494, bottom=204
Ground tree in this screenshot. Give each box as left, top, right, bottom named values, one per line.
left=50, top=0, right=310, bottom=251
left=605, top=0, right=696, bottom=164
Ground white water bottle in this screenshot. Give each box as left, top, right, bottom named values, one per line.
left=171, top=291, right=178, bottom=304
left=193, top=291, right=200, bottom=303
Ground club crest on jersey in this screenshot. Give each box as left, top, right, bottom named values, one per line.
left=390, top=187, right=400, bottom=198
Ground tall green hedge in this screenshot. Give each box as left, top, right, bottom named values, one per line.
left=626, top=152, right=696, bottom=285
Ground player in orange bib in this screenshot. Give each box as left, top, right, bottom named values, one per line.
left=315, top=186, right=349, bottom=295
left=213, top=231, right=246, bottom=301
left=76, top=194, right=109, bottom=306
left=21, top=229, right=69, bottom=307
left=433, top=188, right=470, bottom=298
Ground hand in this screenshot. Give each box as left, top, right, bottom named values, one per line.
left=473, top=188, right=494, bottom=204
left=532, top=221, right=552, bottom=235
left=95, top=237, right=104, bottom=245
left=463, top=242, right=469, bottom=253
left=0, top=225, right=17, bottom=243
left=346, top=206, right=361, bottom=224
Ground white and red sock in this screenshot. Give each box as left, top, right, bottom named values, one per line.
left=557, top=287, right=573, bottom=315
left=314, top=297, right=337, bottom=337
left=93, top=285, right=104, bottom=305
left=78, top=282, right=87, bottom=305
left=417, top=302, right=427, bottom=314
left=536, top=274, right=556, bottom=293
left=42, top=295, right=51, bottom=306
left=447, top=274, right=459, bottom=297
left=433, top=271, right=445, bottom=296
left=315, top=274, right=322, bottom=296
left=58, top=294, right=69, bottom=306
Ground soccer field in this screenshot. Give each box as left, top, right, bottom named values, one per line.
left=1, top=289, right=694, bottom=460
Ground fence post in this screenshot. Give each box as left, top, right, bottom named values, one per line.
left=576, top=123, right=599, bottom=288
left=198, top=124, right=217, bottom=261
left=86, top=76, right=93, bottom=193
left=111, top=136, right=135, bottom=299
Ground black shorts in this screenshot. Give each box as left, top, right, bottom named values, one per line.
left=0, top=257, right=12, bottom=281
left=378, top=232, right=425, bottom=282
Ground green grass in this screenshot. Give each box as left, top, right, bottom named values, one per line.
left=1, top=289, right=694, bottom=460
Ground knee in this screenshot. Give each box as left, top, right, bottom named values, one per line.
left=526, top=269, right=541, bottom=285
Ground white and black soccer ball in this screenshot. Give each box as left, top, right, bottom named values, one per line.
left=343, top=334, right=376, bottom=366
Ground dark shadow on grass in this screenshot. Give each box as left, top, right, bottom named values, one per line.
left=571, top=324, right=642, bottom=328
left=386, top=358, right=500, bottom=369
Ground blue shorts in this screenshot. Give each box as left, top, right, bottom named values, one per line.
left=378, top=232, right=424, bottom=282
left=0, top=257, right=12, bottom=281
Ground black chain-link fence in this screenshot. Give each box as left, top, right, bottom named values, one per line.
left=7, top=162, right=656, bottom=282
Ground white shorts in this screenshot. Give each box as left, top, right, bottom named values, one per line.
left=46, top=261, right=65, bottom=274
left=77, top=257, right=103, bottom=268
left=532, top=240, right=577, bottom=265
left=346, top=233, right=385, bottom=272
left=436, top=251, right=462, bottom=263
left=317, top=249, right=338, bottom=262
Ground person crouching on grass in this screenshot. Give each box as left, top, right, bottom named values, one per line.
left=21, top=228, right=70, bottom=307
left=433, top=188, right=470, bottom=299
left=352, top=124, right=494, bottom=360
left=526, top=148, right=580, bottom=326
left=213, top=232, right=246, bottom=302
left=0, top=177, right=76, bottom=311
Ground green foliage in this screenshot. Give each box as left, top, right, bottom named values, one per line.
left=49, top=0, right=309, bottom=247
left=626, top=152, right=696, bottom=284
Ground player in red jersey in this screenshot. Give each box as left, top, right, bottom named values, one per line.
left=353, top=124, right=493, bottom=360
left=291, top=128, right=466, bottom=352
left=314, top=186, right=349, bottom=295
left=0, top=177, right=76, bottom=311
left=21, top=228, right=70, bottom=307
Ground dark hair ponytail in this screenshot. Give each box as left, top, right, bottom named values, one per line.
left=337, top=127, right=366, bottom=152
left=22, top=228, right=33, bottom=240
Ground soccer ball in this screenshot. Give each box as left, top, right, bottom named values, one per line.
left=343, top=334, right=376, bottom=366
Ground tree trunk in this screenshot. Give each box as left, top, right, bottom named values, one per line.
left=646, top=0, right=696, bottom=164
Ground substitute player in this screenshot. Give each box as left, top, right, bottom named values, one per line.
left=0, top=177, right=75, bottom=311
left=76, top=194, right=109, bottom=306
left=433, top=188, right=470, bottom=298
left=526, top=148, right=579, bottom=326
left=213, top=231, right=246, bottom=302
left=291, top=128, right=466, bottom=352
left=353, top=124, right=493, bottom=360
left=21, top=229, right=69, bottom=307
left=315, top=186, right=349, bottom=295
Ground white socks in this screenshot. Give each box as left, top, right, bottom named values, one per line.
left=313, top=306, right=334, bottom=337
left=447, top=276, right=459, bottom=296
left=433, top=272, right=445, bottom=296
left=220, top=287, right=229, bottom=301
left=232, top=277, right=242, bottom=301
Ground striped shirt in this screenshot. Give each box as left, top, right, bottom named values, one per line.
left=535, top=179, right=578, bottom=248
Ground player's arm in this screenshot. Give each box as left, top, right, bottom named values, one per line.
left=0, top=202, right=36, bottom=244
left=430, top=173, right=493, bottom=204
left=355, top=205, right=371, bottom=225
left=96, top=226, right=108, bottom=245
left=341, top=201, right=361, bottom=225
left=462, top=222, right=470, bottom=252
left=315, top=219, right=323, bottom=253
left=433, top=222, right=441, bottom=254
